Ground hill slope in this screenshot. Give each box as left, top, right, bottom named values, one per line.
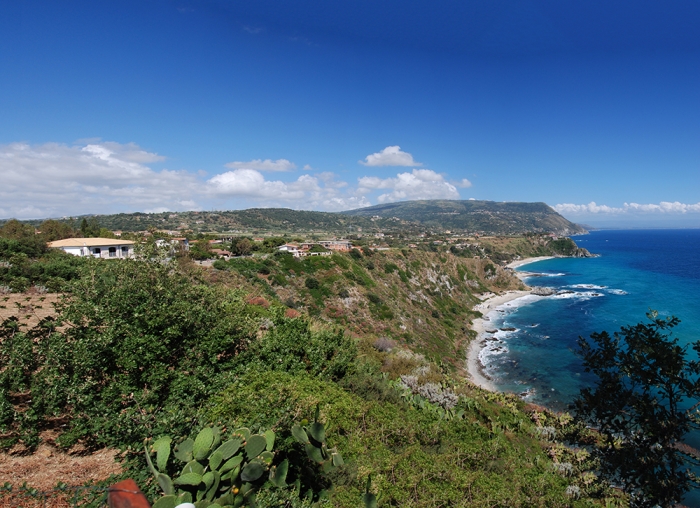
left=343, top=199, right=586, bottom=235
left=14, top=200, right=585, bottom=236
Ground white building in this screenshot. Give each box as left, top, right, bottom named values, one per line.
left=48, top=238, right=135, bottom=258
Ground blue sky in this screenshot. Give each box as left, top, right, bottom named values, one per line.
left=1, top=0, right=699, bottom=227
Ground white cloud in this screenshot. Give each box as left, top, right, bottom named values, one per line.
left=0, top=140, right=470, bottom=219
left=359, top=146, right=422, bottom=167
left=357, top=169, right=460, bottom=203
left=554, top=201, right=700, bottom=215
left=0, top=141, right=202, bottom=219
left=224, top=158, right=296, bottom=172
left=452, top=178, right=472, bottom=188
left=207, top=169, right=366, bottom=211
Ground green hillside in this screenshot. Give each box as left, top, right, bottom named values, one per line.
left=343, top=199, right=587, bottom=235
left=12, top=200, right=586, bottom=236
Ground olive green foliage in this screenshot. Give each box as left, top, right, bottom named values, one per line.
left=573, top=312, right=700, bottom=507
left=147, top=426, right=291, bottom=508
left=37, top=219, right=75, bottom=241
left=304, top=277, right=319, bottom=290
left=0, top=255, right=258, bottom=449
left=209, top=370, right=598, bottom=507
left=0, top=235, right=84, bottom=292
left=240, top=315, right=356, bottom=381
left=548, top=238, right=579, bottom=256
left=0, top=219, right=37, bottom=241
left=291, top=405, right=344, bottom=476
left=230, top=238, right=255, bottom=257
left=215, top=247, right=508, bottom=365
left=190, top=239, right=214, bottom=260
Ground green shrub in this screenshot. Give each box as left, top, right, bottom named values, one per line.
left=0, top=257, right=258, bottom=450
left=384, top=262, right=399, bottom=274
left=366, top=294, right=382, bottom=306
left=240, top=316, right=356, bottom=381
left=208, top=370, right=588, bottom=507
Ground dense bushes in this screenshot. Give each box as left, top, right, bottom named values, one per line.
left=207, top=369, right=596, bottom=507
left=0, top=256, right=257, bottom=448
left=241, top=315, right=356, bottom=381
left=0, top=241, right=84, bottom=291
left=0, top=252, right=362, bottom=452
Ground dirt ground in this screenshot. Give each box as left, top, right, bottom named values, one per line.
left=0, top=431, right=123, bottom=507
left=1, top=290, right=125, bottom=508
left=0, top=292, right=61, bottom=329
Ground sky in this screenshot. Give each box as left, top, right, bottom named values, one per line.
left=1, top=0, right=699, bottom=228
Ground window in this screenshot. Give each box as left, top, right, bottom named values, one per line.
left=109, top=247, right=117, bottom=257
left=93, top=248, right=101, bottom=256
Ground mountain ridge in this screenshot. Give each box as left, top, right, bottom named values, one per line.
left=342, top=199, right=586, bottom=235
left=10, top=199, right=586, bottom=236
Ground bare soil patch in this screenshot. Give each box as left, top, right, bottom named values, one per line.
left=0, top=293, right=61, bottom=329
left=0, top=432, right=122, bottom=507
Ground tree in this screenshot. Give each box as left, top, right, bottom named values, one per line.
left=231, top=237, right=253, bottom=256
left=79, top=217, right=102, bottom=237
left=0, top=253, right=256, bottom=449
left=189, top=238, right=213, bottom=260
left=573, top=311, right=700, bottom=507
left=0, top=219, right=35, bottom=239
left=38, top=219, right=74, bottom=241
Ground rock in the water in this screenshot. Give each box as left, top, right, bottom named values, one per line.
left=531, top=286, right=557, bottom=296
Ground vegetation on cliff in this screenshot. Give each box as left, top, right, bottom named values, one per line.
left=0, top=232, right=636, bottom=506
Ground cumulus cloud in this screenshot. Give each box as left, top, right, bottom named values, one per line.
left=357, top=169, right=460, bottom=203
left=224, top=158, right=296, bottom=172
left=207, top=169, right=368, bottom=211
left=0, top=140, right=470, bottom=218
left=554, top=201, right=700, bottom=215
left=452, top=178, right=472, bottom=188
left=359, top=146, right=422, bottom=167
left=0, top=141, right=202, bottom=219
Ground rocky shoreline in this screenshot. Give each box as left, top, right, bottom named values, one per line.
left=466, top=256, right=555, bottom=391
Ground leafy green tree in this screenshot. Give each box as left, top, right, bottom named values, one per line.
left=262, top=237, right=286, bottom=253
left=231, top=237, right=253, bottom=257
left=0, top=254, right=257, bottom=449
left=38, top=219, right=74, bottom=241
left=0, top=219, right=35, bottom=240
left=190, top=239, right=213, bottom=260
left=573, top=311, right=700, bottom=507
left=79, top=217, right=102, bottom=237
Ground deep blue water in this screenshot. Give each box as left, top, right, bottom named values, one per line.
left=479, top=229, right=700, bottom=503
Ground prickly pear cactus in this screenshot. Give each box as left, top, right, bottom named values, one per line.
left=146, top=426, right=288, bottom=508
left=290, top=406, right=344, bottom=475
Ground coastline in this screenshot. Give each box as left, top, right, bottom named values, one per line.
left=466, top=256, right=555, bottom=391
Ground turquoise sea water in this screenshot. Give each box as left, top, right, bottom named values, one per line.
left=480, top=229, right=700, bottom=502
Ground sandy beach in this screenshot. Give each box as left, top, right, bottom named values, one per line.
left=466, top=256, right=555, bottom=390
left=506, top=256, right=556, bottom=270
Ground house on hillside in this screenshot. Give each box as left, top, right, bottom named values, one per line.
left=278, top=243, right=302, bottom=257
left=48, top=238, right=135, bottom=258
left=317, top=240, right=353, bottom=251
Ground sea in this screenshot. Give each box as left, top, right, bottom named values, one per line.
left=478, top=229, right=700, bottom=503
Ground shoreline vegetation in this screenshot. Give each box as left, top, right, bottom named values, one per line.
left=6, top=222, right=639, bottom=505
left=467, top=256, right=556, bottom=391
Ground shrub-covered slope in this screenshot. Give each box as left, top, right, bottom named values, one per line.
left=0, top=236, right=627, bottom=506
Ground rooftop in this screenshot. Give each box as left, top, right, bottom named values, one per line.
left=48, top=238, right=136, bottom=248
